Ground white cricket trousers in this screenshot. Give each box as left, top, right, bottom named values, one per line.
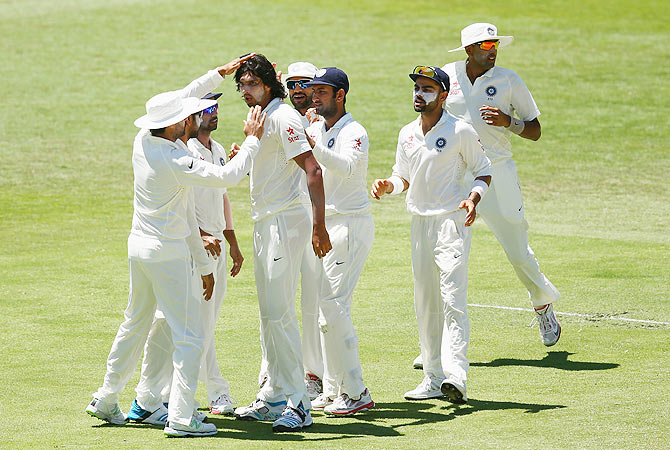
left=134, top=251, right=230, bottom=410
left=411, top=210, right=471, bottom=391
left=94, top=240, right=204, bottom=426
left=476, top=159, right=560, bottom=308
left=257, top=210, right=323, bottom=386
left=318, top=212, right=374, bottom=398
left=255, top=205, right=311, bottom=409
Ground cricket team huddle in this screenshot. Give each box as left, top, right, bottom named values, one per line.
left=86, top=23, right=562, bottom=437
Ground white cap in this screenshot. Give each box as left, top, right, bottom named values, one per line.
left=448, top=23, right=514, bottom=53
left=134, top=91, right=216, bottom=129
left=281, top=61, right=318, bottom=84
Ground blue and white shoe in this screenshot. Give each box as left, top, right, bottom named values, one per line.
left=272, top=402, right=312, bottom=432
left=535, top=303, right=561, bottom=346
left=85, top=397, right=127, bottom=425
left=234, top=398, right=287, bottom=421
left=127, top=399, right=168, bottom=425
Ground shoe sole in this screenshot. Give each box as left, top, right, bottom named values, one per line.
left=210, top=407, right=234, bottom=415
left=403, top=391, right=444, bottom=400
left=234, top=413, right=278, bottom=422
left=543, top=325, right=562, bottom=347
left=86, top=408, right=127, bottom=425
left=164, top=427, right=217, bottom=437
left=440, top=383, right=467, bottom=404
left=324, top=400, right=375, bottom=416
left=272, top=421, right=312, bottom=433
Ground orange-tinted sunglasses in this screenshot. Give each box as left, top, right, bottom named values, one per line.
left=475, top=40, right=499, bottom=51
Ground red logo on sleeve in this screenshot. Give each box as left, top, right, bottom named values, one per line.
left=286, top=127, right=295, bottom=135
left=354, top=138, right=362, bottom=151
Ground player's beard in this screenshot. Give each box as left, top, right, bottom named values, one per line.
left=316, top=96, right=337, bottom=119
left=290, top=92, right=312, bottom=111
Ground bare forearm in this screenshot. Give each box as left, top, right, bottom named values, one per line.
left=306, top=166, right=326, bottom=225
left=519, top=118, right=541, bottom=141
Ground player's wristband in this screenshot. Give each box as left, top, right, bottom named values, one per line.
left=389, top=176, right=405, bottom=195
left=470, top=179, right=489, bottom=199
left=507, top=117, right=525, bottom=135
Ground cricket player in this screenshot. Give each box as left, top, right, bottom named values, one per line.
left=86, top=54, right=265, bottom=438
left=303, top=67, right=375, bottom=415
left=254, top=62, right=325, bottom=400
left=128, top=92, right=242, bottom=426
left=443, top=23, right=561, bottom=346
left=371, top=66, right=491, bottom=404
left=231, top=54, right=331, bottom=432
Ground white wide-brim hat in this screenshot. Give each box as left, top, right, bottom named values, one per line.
left=281, top=61, right=318, bottom=84
left=448, top=22, right=514, bottom=53
left=134, top=91, right=217, bottom=129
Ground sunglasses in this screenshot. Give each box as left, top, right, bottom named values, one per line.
left=202, top=104, right=218, bottom=114
left=475, top=40, right=499, bottom=51
left=286, top=79, right=311, bottom=90
left=413, top=66, right=436, bottom=78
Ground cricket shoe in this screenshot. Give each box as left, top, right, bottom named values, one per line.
left=210, top=393, right=235, bottom=415
left=440, top=380, right=467, bottom=404
left=404, top=377, right=444, bottom=400
left=127, top=399, right=168, bottom=425
left=272, top=402, right=312, bottom=432
left=305, top=373, right=323, bottom=400
left=85, top=397, right=127, bottom=425
left=234, top=398, right=287, bottom=421
left=535, top=303, right=561, bottom=346
left=161, top=403, right=208, bottom=422
left=311, top=393, right=334, bottom=411
left=324, top=389, right=374, bottom=416
left=413, top=354, right=423, bottom=370
left=164, top=416, right=217, bottom=437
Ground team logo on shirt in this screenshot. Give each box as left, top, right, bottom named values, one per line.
left=486, top=86, right=497, bottom=97
left=328, top=137, right=335, bottom=148
left=435, top=137, right=446, bottom=150
left=286, top=126, right=300, bottom=143
left=219, top=157, right=226, bottom=165
left=353, top=138, right=362, bottom=151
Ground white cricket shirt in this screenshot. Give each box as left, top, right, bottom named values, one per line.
left=307, top=113, right=370, bottom=216
left=129, top=130, right=259, bottom=274
left=187, top=137, right=228, bottom=239
left=441, top=60, right=540, bottom=162
left=249, top=98, right=312, bottom=221
left=392, top=111, right=491, bottom=216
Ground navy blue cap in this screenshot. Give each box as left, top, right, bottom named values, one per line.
left=305, top=67, right=349, bottom=94
left=409, top=66, right=450, bottom=91
left=202, top=92, right=222, bottom=100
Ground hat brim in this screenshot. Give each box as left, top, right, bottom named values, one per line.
left=281, top=73, right=315, bottom=84
left=448, top=35, right=514, bottom=53
left=202, top=92, right=222, bottom=100
left=134, top=98, right=216, bottom=129
left=408, top=73, right=447, bottom=90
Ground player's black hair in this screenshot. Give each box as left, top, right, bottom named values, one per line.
left=235, top=54, right=286, bottom=100
left=150, top=127, right=166, bottom=135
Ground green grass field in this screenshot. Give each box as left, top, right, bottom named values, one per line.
left=1, top=0, right=669, bottom=448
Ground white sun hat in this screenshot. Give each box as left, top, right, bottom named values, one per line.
left=448, top=23, right=514, bottom=53
left=134, top=90, right=217, bottom=129
left=282, top=61, right=318, bottom=84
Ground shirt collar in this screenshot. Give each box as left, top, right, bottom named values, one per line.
left=325, top=113, right=353, bottom=133
left=262, top=97, right=283, bottom=114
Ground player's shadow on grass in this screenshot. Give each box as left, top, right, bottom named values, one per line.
left=355, top=399, right=565, bottom=430
left=206, top=413, right=401, bottom=442
left=471, top=351, right=619, bottom=371
left=205, top=398, right=564, bottom=441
